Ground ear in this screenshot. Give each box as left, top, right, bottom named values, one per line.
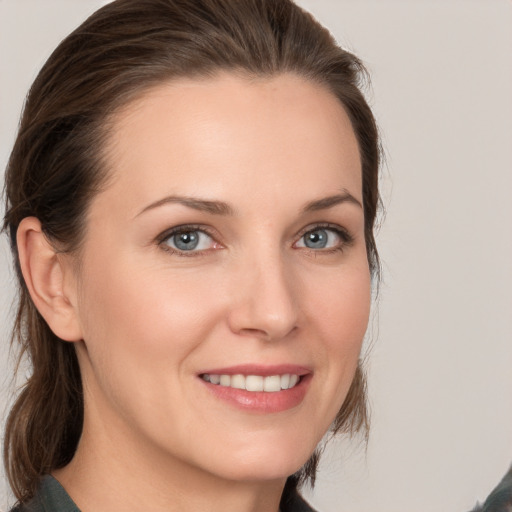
left=17, top=217, right=83, bottom=342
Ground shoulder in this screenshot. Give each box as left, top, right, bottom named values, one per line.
left=9, top=476, right=80, bottom=512
left=9, top=494, right=44, bottom=512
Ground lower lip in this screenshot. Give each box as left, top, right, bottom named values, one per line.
left=200, top=375, right=312, bottom=413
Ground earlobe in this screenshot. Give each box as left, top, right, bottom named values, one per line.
left=17, top=217, right=83, bottom=342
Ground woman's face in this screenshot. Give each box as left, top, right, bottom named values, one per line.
left=69, top=73, right=371, bottom=483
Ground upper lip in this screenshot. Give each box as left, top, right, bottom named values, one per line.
left=198, top=364, right=312, bottom=377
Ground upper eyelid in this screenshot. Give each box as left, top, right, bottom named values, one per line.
left=157, top=224, right=216, bottom=242
left=295, top=222, right=353, bottom=240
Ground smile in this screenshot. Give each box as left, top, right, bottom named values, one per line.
left=201, top=373, right=300, bottom=392
left=199, top=366, right=312, bottom=413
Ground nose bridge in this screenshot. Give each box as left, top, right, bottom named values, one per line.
left=227, top=243, right=299, bottom=340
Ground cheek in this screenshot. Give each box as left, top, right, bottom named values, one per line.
left=74, top=255, right=226, bottom=431
left=79, top=255, right=217, bottom=352
left=309, top=263, right=371, bottom=347
left=74, top=254, right=227, bottom=419
left=304, top=262, right=371, bottom=399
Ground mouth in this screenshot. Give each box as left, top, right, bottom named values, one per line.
left=200, top=373, right=300, bottom=392
left=198, top=365, right=312, bottom=413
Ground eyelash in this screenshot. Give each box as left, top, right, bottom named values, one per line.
left=156, top=223, right=354, bottom=257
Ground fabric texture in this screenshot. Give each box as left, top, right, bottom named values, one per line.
left=10, top=476, right=79, bottom=512
left=10, top=475, right=317, bottom=512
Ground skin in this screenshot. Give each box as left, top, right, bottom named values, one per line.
left=19, top=73, right=371, bottom=512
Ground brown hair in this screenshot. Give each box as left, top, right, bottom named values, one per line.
left=2, top=0, right=380, bottom=504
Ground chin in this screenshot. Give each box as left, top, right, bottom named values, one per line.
left=197, top=435, right=317, bottom=483
left=212, top=458, right=306, bottom=484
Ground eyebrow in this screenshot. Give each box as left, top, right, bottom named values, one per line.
left=136, top=190, right=362, bottom=219
left=136, top=195, right=235, bottom=218
left=301, top=191, right=363, bottom=212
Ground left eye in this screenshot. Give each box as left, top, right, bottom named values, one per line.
left=162, top=229, right=215, bottom=252
left=295, top=228, right=344, bottom=250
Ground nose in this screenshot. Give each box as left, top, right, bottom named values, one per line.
left=226, top=252, right=299, bottom=342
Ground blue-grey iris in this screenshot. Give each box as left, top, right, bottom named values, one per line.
left=304, top=229, right=328, bottom=249
left=174, top=231, right=199, bottom=250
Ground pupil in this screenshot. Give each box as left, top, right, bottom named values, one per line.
left=305, top=230, right=327, bottom=249
left=174, top=231, right=199, bottom=250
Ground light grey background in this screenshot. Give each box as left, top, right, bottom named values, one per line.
left=1, top=1, right=511, bottom=511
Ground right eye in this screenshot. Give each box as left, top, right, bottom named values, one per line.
left=159, top=227, right=218, bottom=254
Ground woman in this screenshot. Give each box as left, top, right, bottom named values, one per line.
left=2, top=0, right=380, bottom=511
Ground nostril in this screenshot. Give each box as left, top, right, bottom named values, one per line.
left=237, top=327, right=272, bottom=340
left=236, top=324, right=298, bottom=342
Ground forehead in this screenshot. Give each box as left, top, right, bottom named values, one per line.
left=98, top=72, right=362, bottom=216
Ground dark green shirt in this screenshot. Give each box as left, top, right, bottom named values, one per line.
left=11, top=475, right=317, bottom=512
left=11, top=477, right=79, bottom=512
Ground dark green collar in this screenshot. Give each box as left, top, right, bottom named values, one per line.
left=12, top=476, right=80, bottom=512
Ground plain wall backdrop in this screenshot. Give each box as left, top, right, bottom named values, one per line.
left=1, top=1, right=511, bottom=511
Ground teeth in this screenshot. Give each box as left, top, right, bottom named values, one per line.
left=231, top=374, right=245, bottom=389
left=202, top=373, right=301, bottom=392
left=220, top=374, right=231, bottom=387
left=246, top=375, right=264, bottom=392
left=264, top=375, right=281, bottom=392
